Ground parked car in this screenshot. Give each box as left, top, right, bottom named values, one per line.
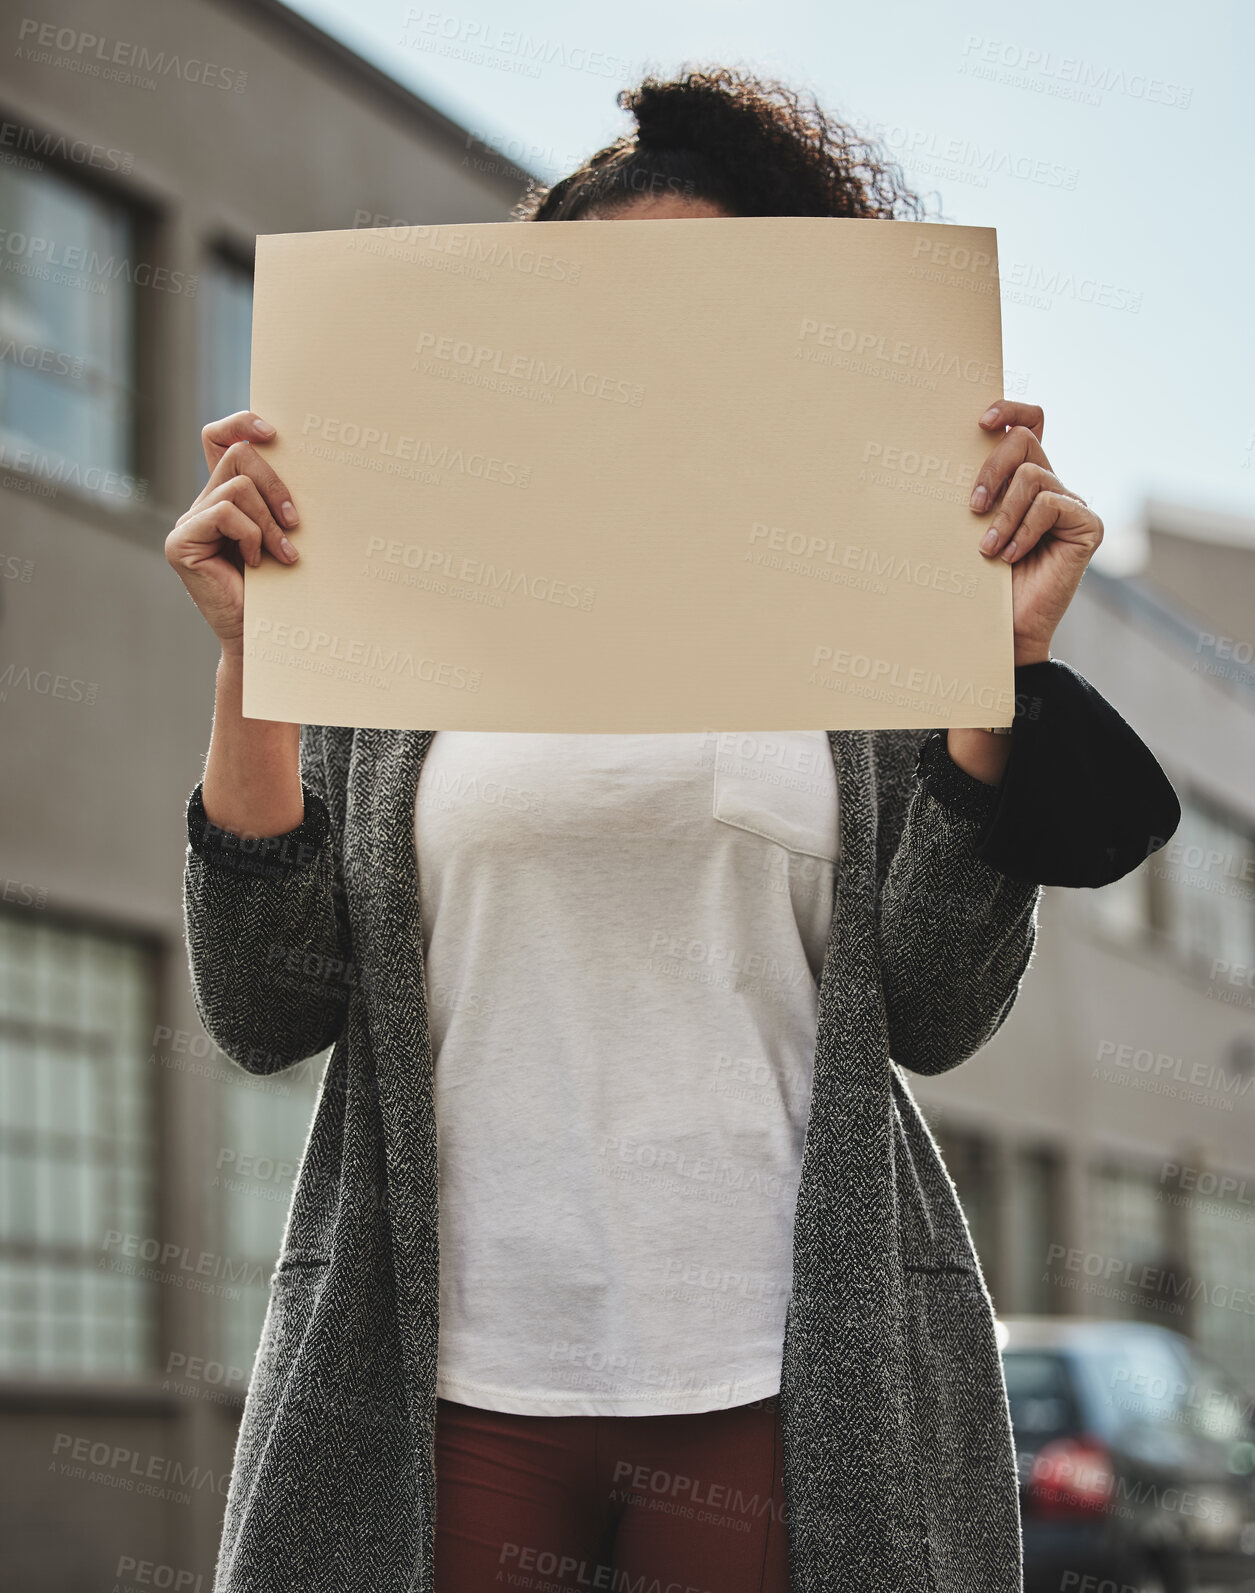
left=998, top=1317, right=1255, bottom=1593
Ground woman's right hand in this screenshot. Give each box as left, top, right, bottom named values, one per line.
left=165, top=411, right=302, bottom=658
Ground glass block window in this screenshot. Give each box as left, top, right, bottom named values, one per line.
left=0, top=908, right=157, bottom=1375
left=0, top=161, right=136, bottom=502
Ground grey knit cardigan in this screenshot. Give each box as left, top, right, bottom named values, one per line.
left=183, top=716, right=1046, bottom=1593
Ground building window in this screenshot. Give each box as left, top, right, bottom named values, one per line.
left=1186, top=1173, right=1255, bottom=1393
left=0, top=160, right=136, bottom=503
left=197, top=249, right=253, bottom=489
left=0, top=908, right=158, bottom=1375
left=1088, top=786, right=1255, bottom=980
left=217, top=1056, right=327, bottom=1375
left=1006, top=1144, right=1062, bottom=1314
left=931, top=1121, right=998, bottom=1279
left=1148, top=788, right=1255, bottom=977
left=1085, top=1162, right=1178, bottom=1326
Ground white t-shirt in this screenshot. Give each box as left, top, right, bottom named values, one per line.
left=415, top=730, right=840, bottom=1415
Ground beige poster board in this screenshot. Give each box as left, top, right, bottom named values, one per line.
left=243, top=217, right=1012, bottom=731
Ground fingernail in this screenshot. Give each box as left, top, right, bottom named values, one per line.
left=280, top=501, right=298, bottom=527
left=970, top=485, right=989, bottom=513
left=980, top=527, right=999, bottom=553
left=980, top=406, right=1000, bottom=426
left=253, top=418, right=276, bottom=437
left=281, top=536, right=299, bottom=561
left=1001, top=540, right=1017, bottom=562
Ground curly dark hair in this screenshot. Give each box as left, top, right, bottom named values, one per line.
left=512, top=66, right=927, bottom=224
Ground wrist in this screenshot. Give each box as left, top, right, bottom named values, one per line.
left=946, top=726, right=1012, bottom=785
left=217, top=651, right=247, bottom=703
left=1014, top=640, right=1053, bottom=668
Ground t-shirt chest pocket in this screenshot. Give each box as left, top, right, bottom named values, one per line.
left=710, top=731, right=840, bottom=865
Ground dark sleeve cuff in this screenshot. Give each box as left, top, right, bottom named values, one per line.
left=971, top=658, right=1182, bottom=888
left=915, top=727, right=1004, bottom=825
left=186, top=780, right=331, bottom=881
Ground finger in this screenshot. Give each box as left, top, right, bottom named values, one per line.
left=978, top=462, right=1068, bottom=557
left=977, top=399, right=1044, bottom=443
left=203, top=437, right=299, bottom=533
left=969, top=424, right=1050, bottom=515
left=202, top=411, right=277, bottom=474
left=184, top=474, right=298, bottom=564
left=175, top=499, right=267, bottom=570
left=1002, top=493, right=1103, bottom=565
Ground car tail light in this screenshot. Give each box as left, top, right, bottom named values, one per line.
left=1025, top=1436, right=1114, bottom=1517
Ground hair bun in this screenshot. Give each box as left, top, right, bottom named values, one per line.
left=628, top=78, right=744, bottom=153
left=516, top=67, right=926, bottom=224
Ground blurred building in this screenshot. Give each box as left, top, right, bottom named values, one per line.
left=1, top=2, right=1253, bottom=1591
left=918, top=502, right=1255, bottom=1390
left=0, top=0, right=530, bottom=1587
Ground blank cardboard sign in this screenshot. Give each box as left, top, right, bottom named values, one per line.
left=242, top=217, right=1012, bottom=731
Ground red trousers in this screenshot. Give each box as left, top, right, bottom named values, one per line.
left=434, top=1392, right=792, bottom=1593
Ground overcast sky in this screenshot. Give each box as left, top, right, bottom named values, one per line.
left=290, top=0, right=1251, bottom=571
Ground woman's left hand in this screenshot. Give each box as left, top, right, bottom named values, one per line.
left=969, top=400, right=1104, bottom=666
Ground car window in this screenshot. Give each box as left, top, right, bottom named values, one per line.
left=1082, top=1332, right=1195, bottom=1438
left=1002, top=1351, right=1082, bottom=1441
left=1176, top=1343, right=1255, bottom=1458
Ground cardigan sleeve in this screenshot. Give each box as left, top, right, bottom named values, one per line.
left=180, top=723, right=356, bottom=1075
left=877, top=731, right=1042, bottom=1077
left=878, top=655, right=1182, bottom=1075
left=975, top=657, right=1182, bottom=887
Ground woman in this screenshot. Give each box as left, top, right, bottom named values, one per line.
left=169, top=69, right=1179, bottom=1593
